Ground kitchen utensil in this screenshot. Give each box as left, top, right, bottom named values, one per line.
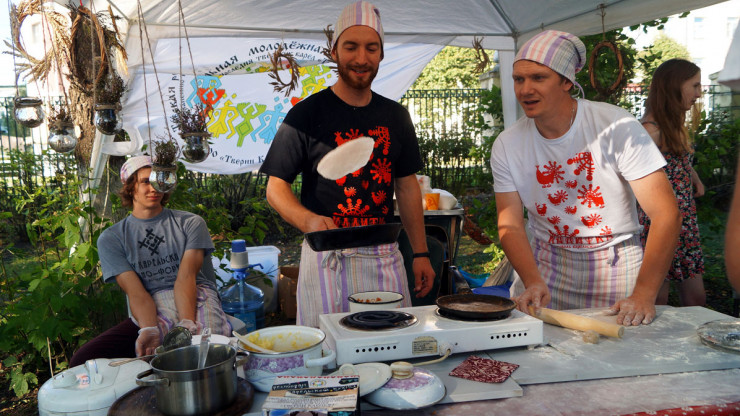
left=530, top=307, right=624, bottom=338
left=233, top=330, right=277, bottom=354
left=317, top=136, right=374, bottom=180
left=348, top=291, right=404, bottom=312
left=108, top=354, right=157, bottom=367
left=305, top=223, right=403, bottom=251
left=697, top=319, right=740, bottom=354
left=435, top=293, right=516, bottom=320
left=365, top=361, right=446, bottom=410
left=162, top=326, right=193, bottom=350
left=109, top=327, right=194, bottom=367
left=328, top=362, right=392, bottom=397
left=135, top=344, right=249, bottom=416
left=197, top=328, right=210, bottom=369
left=238, top=325, right=337, bottom=392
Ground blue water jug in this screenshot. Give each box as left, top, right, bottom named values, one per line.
left=221, top=240, right=265, bottom=332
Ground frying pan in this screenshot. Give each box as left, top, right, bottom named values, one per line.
left=305, top=223, right=403, bottom=252
left=435, top=294, right=517, bottom=320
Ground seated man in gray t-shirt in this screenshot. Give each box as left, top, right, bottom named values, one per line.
left=70, top=156, right=231, bottom=366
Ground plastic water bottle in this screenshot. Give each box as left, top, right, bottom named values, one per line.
left=220, top=240, right=265, bottom=332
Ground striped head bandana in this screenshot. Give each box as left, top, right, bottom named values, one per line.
left=332, top=1, right=384, bottom=59
left=120, top=155, right=152, bottom=183
left=515, top=30, right=587, bottom=96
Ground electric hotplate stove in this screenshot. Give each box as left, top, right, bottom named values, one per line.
left=319, top=305, right=543, bottom=365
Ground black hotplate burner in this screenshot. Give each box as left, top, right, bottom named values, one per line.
left=341, top=310, right=417, bottom=330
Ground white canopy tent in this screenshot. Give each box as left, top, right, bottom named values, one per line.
left=72, top=0, right=727, bottom=181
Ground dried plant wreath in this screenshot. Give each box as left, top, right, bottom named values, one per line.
left=322, top=25, right=335, bottom=65
left=472, top=37, right=491, bottom=74
left=4, top=0, right=70, bottom=85
left=68, top=4, right=127, bottom=94
left=268, top=43, right=301, bottom=97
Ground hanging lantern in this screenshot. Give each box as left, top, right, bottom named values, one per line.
left=14, top=97, right=45, bottom=128
left=48, top=120, right=77, bottom=153
left=149, top=164, right=178, bottom=193
left=181, top=132, right=210, bottom=163
left=94, top=104, right=123, bottom=135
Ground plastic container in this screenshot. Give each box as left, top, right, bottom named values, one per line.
left=213, top=245, right=281, bottom=313
left=220, top=268, right=265, bottom=333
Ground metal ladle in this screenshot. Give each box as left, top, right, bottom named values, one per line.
left=108, top=326, right=193, bottom=367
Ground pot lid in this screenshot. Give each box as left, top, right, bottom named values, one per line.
left=329, top=362, right=392, bottom=397
left=364, top=362, right=446, bottom=410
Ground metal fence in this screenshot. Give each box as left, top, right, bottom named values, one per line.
left=1, top=87, right=738, bottom=203
left=400, top=89, right=490, bottom=194
left=0, top=96, right=77, bottom=201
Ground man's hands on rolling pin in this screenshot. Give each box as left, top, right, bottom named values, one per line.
left=412, top=258, right=435, bottom=298
left=605, top=294, right=656, bottom=326
left=513, top=280, right=550, bottom=315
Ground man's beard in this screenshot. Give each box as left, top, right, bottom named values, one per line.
left=336, top=60, right=378, bottom=90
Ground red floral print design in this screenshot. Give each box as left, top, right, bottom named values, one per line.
left=577, top=184, right=605, bottom=208
left=536, top=161, right=565, bottom=188
left=567, top=151, right=595, bottom=181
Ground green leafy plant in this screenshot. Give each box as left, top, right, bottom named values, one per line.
left=0, top=166, right=126, bottom=398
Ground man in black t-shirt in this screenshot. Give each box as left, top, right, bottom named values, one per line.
left=260, top=1, right=434, bottom=327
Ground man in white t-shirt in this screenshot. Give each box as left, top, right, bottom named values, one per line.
left=491, top=30, right=680, bottom=326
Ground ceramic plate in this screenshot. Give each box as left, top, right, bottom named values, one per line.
left=329, top=362, right=392, bottom=396
left=192, top=334, right=231, bottom=345
left=697, top=319, right=740, bottom=354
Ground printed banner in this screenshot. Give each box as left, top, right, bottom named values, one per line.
left=119, top=38, right=443, bottom=174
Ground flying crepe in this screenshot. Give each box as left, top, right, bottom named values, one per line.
left=317, top=136, right=375, bottom=180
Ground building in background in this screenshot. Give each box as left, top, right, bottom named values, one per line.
left=628, top=0, right=740, bottom=85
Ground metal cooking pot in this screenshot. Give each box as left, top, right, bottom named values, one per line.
left=305, top=223, right=403, bottom=251
left=435, top=294, right=516, bottom=320
left=135, top=344, right=249, bottom=416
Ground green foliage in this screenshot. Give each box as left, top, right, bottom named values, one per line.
left=576, top=30, right=638, bottom=104
left=167, top=166, right=283, bottom=249
left=636, top=33, right=691, bottom=86
left=693, top=112, right=740, bottom=231
left=411, top=46, right=495, bottom=89
left=0, top=160, right=126, bottom=398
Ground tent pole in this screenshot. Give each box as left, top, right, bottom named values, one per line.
left=498, top=50, right=518, bottom=128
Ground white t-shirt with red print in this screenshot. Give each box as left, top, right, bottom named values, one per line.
left=491, top=99, right=666, bottom=251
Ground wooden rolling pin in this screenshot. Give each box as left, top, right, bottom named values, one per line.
left=529, top=306, right=625, bottom=338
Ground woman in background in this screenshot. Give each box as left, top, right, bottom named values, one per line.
left=639, top=58, right=706, bottom=306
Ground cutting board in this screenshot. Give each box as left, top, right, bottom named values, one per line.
left=489, top=306, right=740, bottom=385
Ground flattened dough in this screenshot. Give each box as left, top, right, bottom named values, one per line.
left=317, top=136, right=375, bottom=180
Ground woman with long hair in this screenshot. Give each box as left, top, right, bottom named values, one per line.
left=639, top=58, right=706, bottom=306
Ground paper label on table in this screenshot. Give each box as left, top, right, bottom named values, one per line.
left=413, top=336, right=438, bottom=355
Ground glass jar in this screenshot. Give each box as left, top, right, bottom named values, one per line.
left=181, top=132, right=211, bottom=163
left=48, top=121, right=77, bottom=153
left=94, top=104, right=123, bottom=135
left=14, top=97, right=45, bottom=128
left=149, top=164, right=178, bottom=193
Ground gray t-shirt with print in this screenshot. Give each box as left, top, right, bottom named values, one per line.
left=97, top=208, right=217, bottom=294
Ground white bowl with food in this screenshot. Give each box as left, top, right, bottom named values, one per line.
left=348, top=291, right=404, bottom=312
left=237, top=325, right=336, bottom=392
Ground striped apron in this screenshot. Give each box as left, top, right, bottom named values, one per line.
left=148, top=285, right=232, bottom=338
left=510, top=235, right=643, bottom=310
left=296, top=239, right=412, bottom=328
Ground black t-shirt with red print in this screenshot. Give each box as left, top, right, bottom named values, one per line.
left=260, top=88, right=423, bottom=227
